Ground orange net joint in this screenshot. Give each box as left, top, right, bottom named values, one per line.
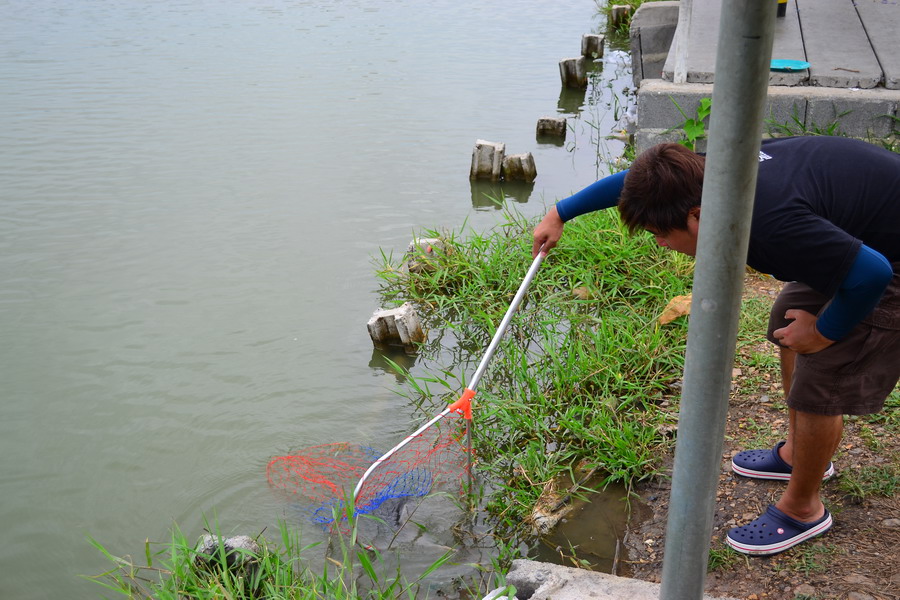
left=447, top=388, right=475, bottom=420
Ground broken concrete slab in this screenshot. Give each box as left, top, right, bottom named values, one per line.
left=502, top=559, right=740, bottom=600
left=470, top=140, right=505, bottom=181
left=367, top=302, right=425, bottom=347
left=502, top=153, right=537, bottom=183
left=559, top=56, right=588, bottom=88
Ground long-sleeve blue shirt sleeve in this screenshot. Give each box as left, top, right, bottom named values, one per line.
left=555, top=169, right=628, bottom=222
left=816, top=244, right=894, bottom=341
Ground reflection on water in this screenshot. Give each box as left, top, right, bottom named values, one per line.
left=470, top=180, right=536, bottom=210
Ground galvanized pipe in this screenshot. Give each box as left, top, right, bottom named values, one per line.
left=659, top=2, right=776, bottom=599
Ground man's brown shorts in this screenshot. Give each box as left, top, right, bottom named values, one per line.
left=766, top=264, right=900, bottom=416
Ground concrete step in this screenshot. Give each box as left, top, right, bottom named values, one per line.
left=636, top=79, right=900, bottom=143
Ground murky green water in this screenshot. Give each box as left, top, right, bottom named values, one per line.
left=0, top=1, right=632, bottom=596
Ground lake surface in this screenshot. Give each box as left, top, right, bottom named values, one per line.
left=0, top=1, right=631, bottom=596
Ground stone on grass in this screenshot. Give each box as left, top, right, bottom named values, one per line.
left=194, top=534, right=260, bottom=581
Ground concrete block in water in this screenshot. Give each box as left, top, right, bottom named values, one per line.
left=367, top=302, right=425, bottom=347
left=194, top=535, right=260, bottom=581
left=405, top=237, right=449, bottom=273
left=536, top=116, right=567, bottom=139
left=470, top=139, right=505, bottom=181
left=559, top=57, right=587, bottom=89
left=581, top=34, right=605, bottom=59
left=502, top=153, right=537, bottom=183
left=609, top=5, right=632, bottom=28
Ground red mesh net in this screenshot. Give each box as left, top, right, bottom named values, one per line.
left=266, top=410, right=471, bottom=524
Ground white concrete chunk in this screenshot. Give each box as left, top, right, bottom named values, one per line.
left=536, top=116, right=567, bottom=138
left=559, top=57, right=587, bottom=89
left=470, top=140, right=505, bottom=181
left=581, top=34, right=605, bottom=59
left=502, top=153, right=537, bottom=183
left=367, top=302, right=425, bottom=346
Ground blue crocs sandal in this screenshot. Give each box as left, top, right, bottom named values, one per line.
left=726, top=504, right=833, bottom=555
left=731, top=441, right=834, bottom=481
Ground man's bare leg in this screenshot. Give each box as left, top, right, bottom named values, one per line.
left=779, top=346, right=797, bottom=462
left=773, top=346, right=842, bottom=521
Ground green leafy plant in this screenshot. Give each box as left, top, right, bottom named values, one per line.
left=670, top=97, right=712, bottom=151
left=764, top=106, right=847, bottom=137
left=837, top=464, right=900, bottom=502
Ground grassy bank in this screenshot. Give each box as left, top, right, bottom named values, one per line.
left=88, top=516, right=462, bottom=600
left=374, top=207, right=694, bottom=538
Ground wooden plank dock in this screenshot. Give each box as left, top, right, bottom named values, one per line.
left=632, top=0, right=900, bottom=150
left=661, top=0, right=899, bottom=90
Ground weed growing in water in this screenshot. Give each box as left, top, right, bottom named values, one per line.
left=87, top=509, right=455, bottom=600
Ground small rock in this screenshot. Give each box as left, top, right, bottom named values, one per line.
left=881, top=518, right=900, bottom=528
left=847, top=593, right=875, bottom=600
left=844, top=573, right=873, bottom=585
left=481, top=588, right=519, bottom=600
left=194, top=534, right=261, bottom=580
left=794, top=584, right=816, bottom=596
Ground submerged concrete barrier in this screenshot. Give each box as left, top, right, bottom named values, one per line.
left=581, top=33, right=605, bottom=58
left=470, top=141, right=537, bottom=182
left=502, top=153, right=537, bottom=183
left=367, top=302, right=425, bottom=347
left=610, top=5, right=632, bottom=28
left=559, top=56, right=587, bottom=88
left=404, top=237, right=449, bottom=274
left=536, top=116, right=567, bottom=139
left=470, top=139, right=505, bottom=181
left=194, top=535, right=260, bottom=581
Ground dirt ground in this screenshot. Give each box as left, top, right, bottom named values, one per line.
left=622, top=275, right=900, bottom=600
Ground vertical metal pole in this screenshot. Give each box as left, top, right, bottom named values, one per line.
left=659, top=2, right=776, bottom=599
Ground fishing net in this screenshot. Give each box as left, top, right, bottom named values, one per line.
left=266, top=404, right=471, bottom=525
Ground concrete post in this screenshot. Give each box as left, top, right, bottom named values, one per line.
left=405, top=237, right=448, bottom=273
left=581, top=34, right=605, bottom=59
left=367, top=302, right=425, bottom=347
left=536, top=116, right=567, bottom=139
left=502, top=153, right=537, bottom=183
left=470, top=140, right=505, bottom=181
left=658, top=1, right=776, bottom=599
left=559, top=57, right=588, bottom=88
left=610, top=5, right=632, bottom=28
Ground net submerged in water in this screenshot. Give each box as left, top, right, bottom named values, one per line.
left=266, top=411, right=470, bottom=524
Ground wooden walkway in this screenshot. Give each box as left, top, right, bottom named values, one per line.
left=662, top=0, right=900, bottom=90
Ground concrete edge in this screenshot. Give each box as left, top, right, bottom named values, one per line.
left=502, top=559, right=741, bottom=600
